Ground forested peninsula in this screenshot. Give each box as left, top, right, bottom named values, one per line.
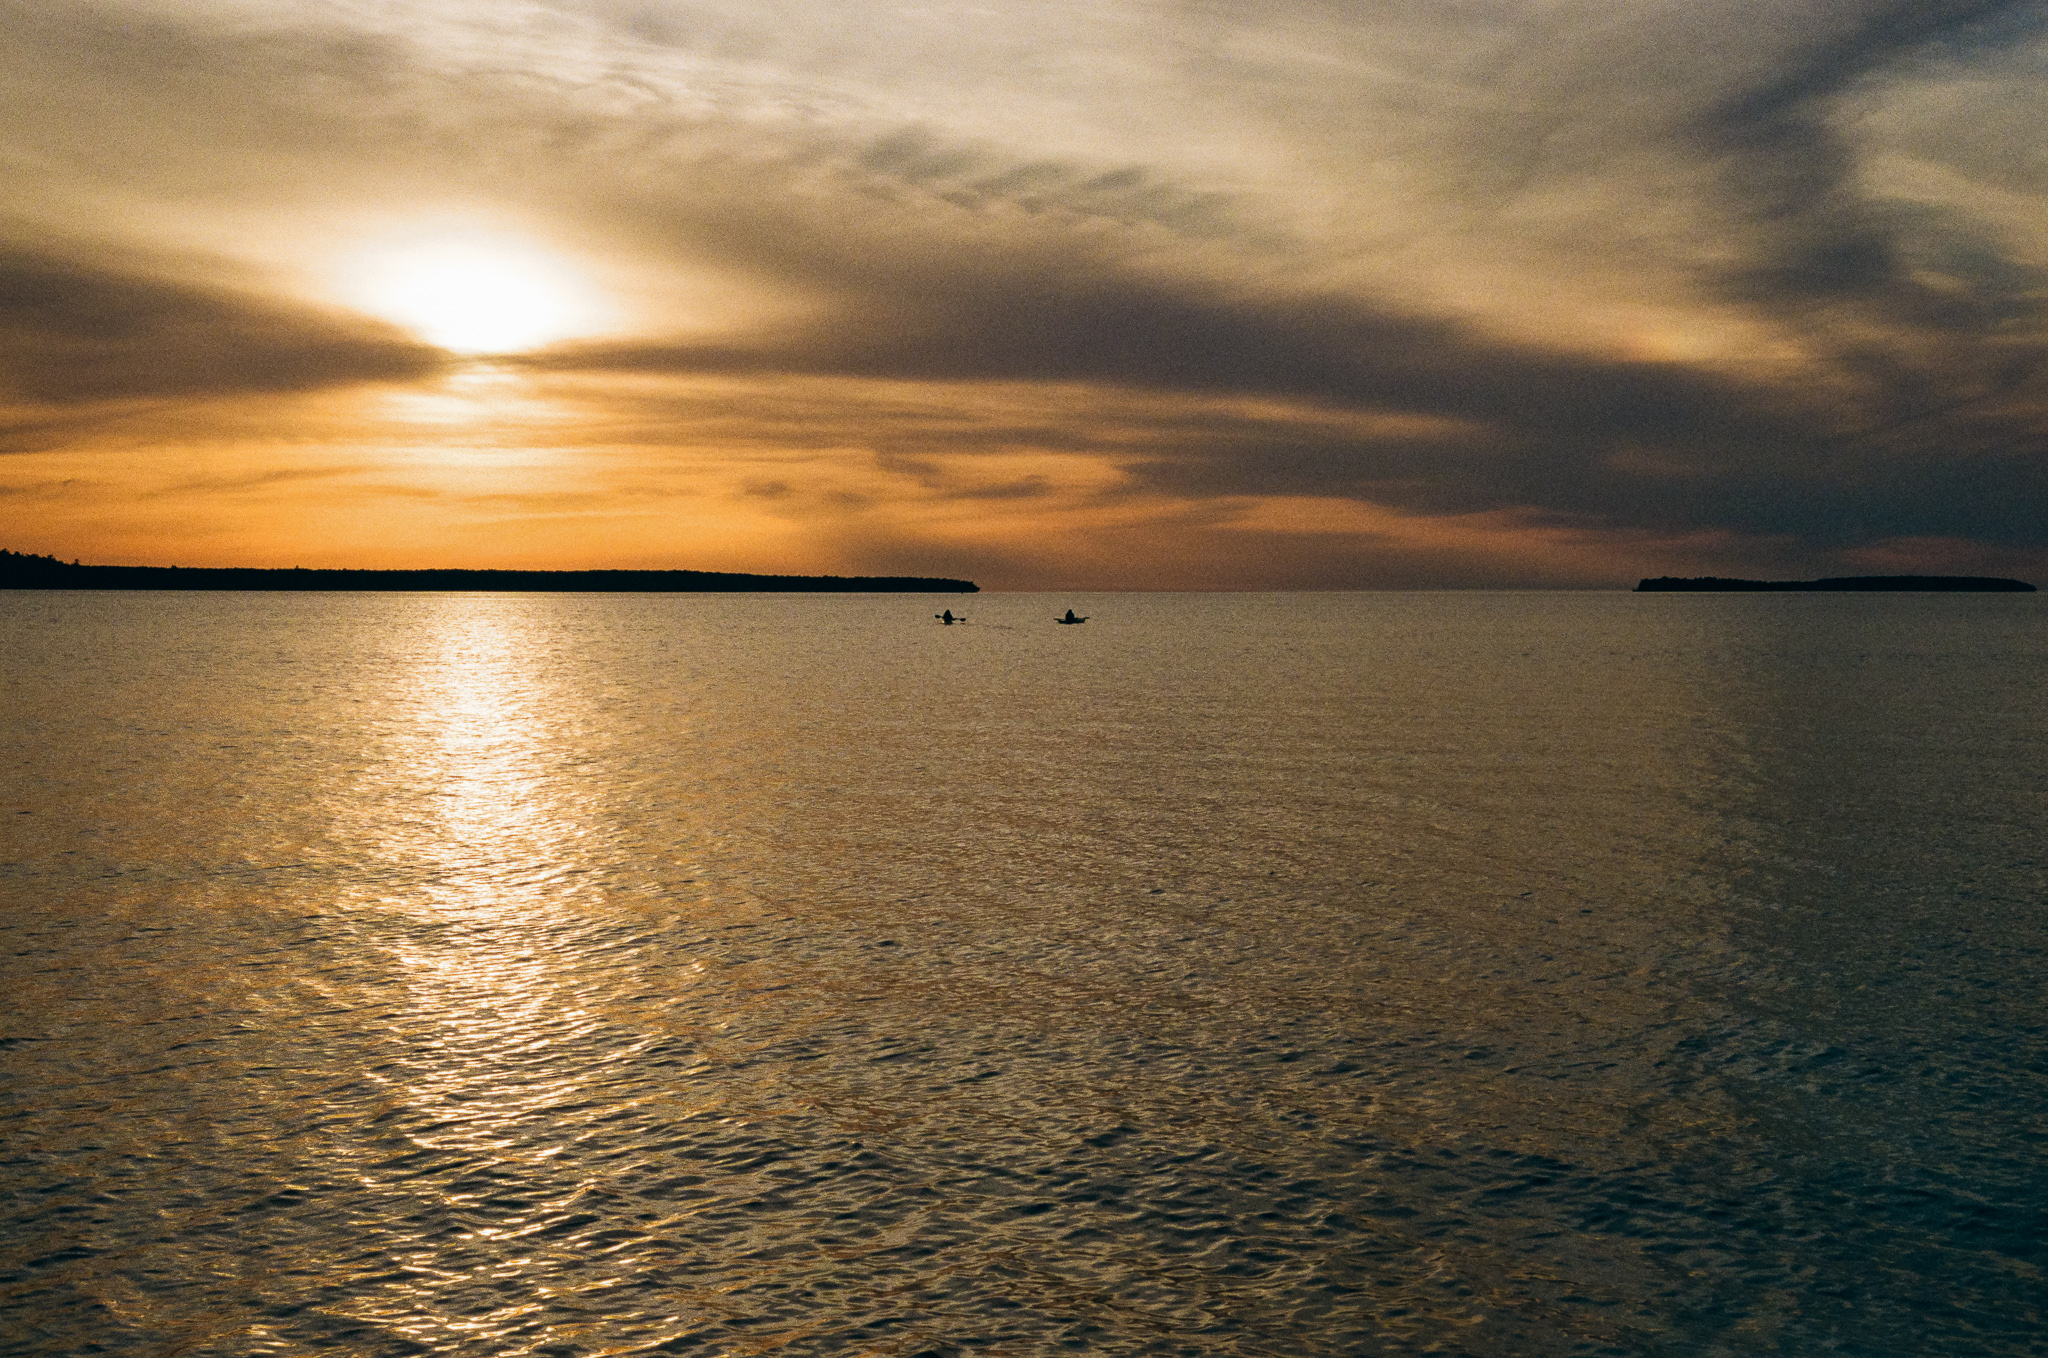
left=1636, top=575, right=2034, bottom=592
left=0, top=550, right=978, bottom=593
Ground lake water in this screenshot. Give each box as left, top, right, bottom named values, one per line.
left=2, top=590, right=2043, bottom=1356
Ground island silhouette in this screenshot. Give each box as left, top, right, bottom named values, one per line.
left=0, top=549, right=977, bottom=593
left=1636, top=575, right=2035, bottom=592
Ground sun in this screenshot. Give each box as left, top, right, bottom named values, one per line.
left=347, top=236, right=607, bottom=354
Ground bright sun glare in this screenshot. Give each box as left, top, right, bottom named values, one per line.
left=349, top=238, right=603, bottom=354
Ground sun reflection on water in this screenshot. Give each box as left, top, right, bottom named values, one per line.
left=333, top=596, right=680, bottom=1350
left=416, top=600, right=554, bottom=869
left=375, top=594, right=597, bottom=1036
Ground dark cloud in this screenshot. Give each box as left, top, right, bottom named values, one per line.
left=1691, top=5, right=2048, bottom=349
left=530, top=250, right=1831, bottom=500
left=1645, top=4, right=2048, bottom=556
left=0, top=246, right=444, bottom=406
left=538, top=218, right=2048, bottom=549
left=542, top=232, right=1788, bottom=424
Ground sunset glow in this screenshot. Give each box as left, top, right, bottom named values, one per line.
left=3, top=1, right=2045, bottom=586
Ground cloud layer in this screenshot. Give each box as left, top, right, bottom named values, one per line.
left=0, top=246, right=442, bottom=405
left=2, top=0, right=2045, bottom=584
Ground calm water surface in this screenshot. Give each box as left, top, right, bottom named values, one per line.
left=2, top=591, right=2043, bottom=1356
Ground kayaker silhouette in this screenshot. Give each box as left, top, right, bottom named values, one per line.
left=1057, top=609, right=1087, bottom=624
left=936, top=609, right=962, bottom=624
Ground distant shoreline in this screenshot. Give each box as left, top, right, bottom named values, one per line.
left=0, top=551, right=978, bottom=594
left=1636, top=575, right=2035, bottom=593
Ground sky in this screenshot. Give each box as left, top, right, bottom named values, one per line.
left=4, top=0, right=2046, bottom=588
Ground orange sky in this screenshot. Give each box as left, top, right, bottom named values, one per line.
left=4, top=0, right=2047, bottom=587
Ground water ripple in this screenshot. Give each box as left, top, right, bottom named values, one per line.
left=4, top=591, right=2045, bottom=1354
